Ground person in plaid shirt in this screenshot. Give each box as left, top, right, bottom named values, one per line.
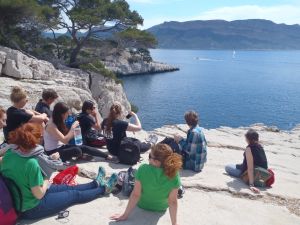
left=174, top=111, right=207, bottom=172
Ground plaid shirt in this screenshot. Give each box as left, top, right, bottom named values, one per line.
left=179, top=125, right=207, bottom=172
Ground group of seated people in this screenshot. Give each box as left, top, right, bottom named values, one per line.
left=0, top=86, right=271, bottom=225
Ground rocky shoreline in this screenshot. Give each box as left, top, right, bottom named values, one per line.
left=5, top=123, right=297, bottom=225
left=101, top=49, right=179, bottom=76
left=103, top=60, right=179, bottom=76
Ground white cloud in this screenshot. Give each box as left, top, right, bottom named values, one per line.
left=194, top=5, right=300, bottom=25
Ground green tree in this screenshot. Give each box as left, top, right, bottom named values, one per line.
left=116, top=28, right=157, bottom=49
left=0, top=0, right=54, bottom=50
left=42, top=0, right=143, bottom=66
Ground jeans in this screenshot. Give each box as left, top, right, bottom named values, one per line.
left=22, top=181, right=105, bottom=220
left=225, top=164, right=242, bottom=178
left=47, top=144, right=108, bottom=162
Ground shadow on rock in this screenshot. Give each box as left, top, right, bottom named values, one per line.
left=109, top=207, right=165, bottom=225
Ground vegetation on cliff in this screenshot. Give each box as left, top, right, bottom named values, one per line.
left=0, top=0, right=157, bottom=68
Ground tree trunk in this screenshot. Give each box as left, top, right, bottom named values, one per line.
left=69, top=44, right=82, bottom=67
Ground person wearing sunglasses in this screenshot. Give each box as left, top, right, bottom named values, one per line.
left=4, top=86, right=48, bottom=142
left=77, top=100, right=105, bottom=148
left=111, top=144, right=182, bottom=225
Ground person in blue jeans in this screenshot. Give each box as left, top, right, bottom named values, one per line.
left=0, top=123, right=117, bottom=220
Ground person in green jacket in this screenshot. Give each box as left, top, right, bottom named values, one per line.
left=1, top=123, right=117, bottom=220
left=110, top=144, right=182, bottom=225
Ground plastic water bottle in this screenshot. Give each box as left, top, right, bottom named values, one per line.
left=74, top=127, right=83, bottom=146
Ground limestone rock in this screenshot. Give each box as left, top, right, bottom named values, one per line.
left=102, top=49, right=179, bottom=75
left=13, top=123, right=300, bottom=225
left=90, top=71, right=130, bottom=117
left=0, top=46, right=131, bottom=118
left=0, top=51, right=6, bottom=73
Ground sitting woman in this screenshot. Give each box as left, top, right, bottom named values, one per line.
left=44, top=102, right=114, bottom=162
left=102, top=102, right=150, bottom=156
left=225, top=129, right=269, bottom=193
left=4, top=86, right=48, bottom=142
left=77, top=100, right=105, bottom=147
left=110, top=144, right=182, bottom=225
left=174, top=111, right=207, bottom=172
left=0, top=123, right=117, bottom=220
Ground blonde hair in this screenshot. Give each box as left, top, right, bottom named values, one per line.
left=152, top=144, right=182, bottom=179
left=10, top=86, right=27, bottom=103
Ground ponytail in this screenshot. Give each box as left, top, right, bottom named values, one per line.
left=105, top=103, right=122, bottom=135
left=163, top=152, right=182, bottom=179
left=152, top=144, right=182, bottom=179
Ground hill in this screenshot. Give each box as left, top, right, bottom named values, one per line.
left=147, top=19, right=300, bottom=49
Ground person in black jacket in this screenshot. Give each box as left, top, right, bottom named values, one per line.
left=35, top=89, right=58, bottom=118
left=4, top=86, right=48, bottom=142
left=102, top=102, right=150, bottom=156
left=225, top=129, right=268, bottom=193
left=77, top=100, right=104, bottom=147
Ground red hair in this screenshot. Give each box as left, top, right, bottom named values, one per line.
left=8, top=123, right=42, bottom=152
left=152, top=144, right=182, bottom=179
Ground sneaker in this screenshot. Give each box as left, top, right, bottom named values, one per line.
left=96, top=166, right=106, bottom=186
left=177, top=185, right=185, bottom=199
left=105, top=173, right=118, bottom=194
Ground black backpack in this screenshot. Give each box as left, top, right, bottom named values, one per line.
left=160, top=137, right=181, bottom=154
left=118, top=137, right=141, bottom=165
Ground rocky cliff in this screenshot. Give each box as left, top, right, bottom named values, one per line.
left=15, top=123, right=300, bottom=225
left=102, top=49, right=179, bottom=75
left=0, top=46, right=130, bottom=117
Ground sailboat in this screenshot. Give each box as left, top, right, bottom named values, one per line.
left=232, top=50, right=236, bottom=59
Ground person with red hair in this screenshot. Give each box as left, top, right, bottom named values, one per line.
left=111, top=144, right=182, bottom=225
left=0, top=123, right=117, bottom=220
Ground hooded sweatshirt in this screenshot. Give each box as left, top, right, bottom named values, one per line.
left=10, top=144, right=67, bottom=178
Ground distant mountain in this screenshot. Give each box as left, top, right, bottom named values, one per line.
left=42, top=24, right=127, bottom=40
left=147, top=19, right=300, bottom=50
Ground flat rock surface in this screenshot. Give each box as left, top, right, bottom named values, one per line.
left=13, top=124, right=300, bottom=225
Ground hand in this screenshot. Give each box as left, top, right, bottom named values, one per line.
left=50, top=152, right=60, bottom=160
left=250, top=186, right=260, bottom=194
left=71, top=121, right=80, bottom=129
left=110, top=213, right=128, bottom=222
left=129, top=111, right=136, bottom=116
left=42, top=114, right=49, bottom=122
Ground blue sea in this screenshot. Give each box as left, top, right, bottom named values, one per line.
left=121, top=49, right=300, bottom=131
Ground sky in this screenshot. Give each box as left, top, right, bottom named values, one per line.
left=126, top=0, right=300, bottom=29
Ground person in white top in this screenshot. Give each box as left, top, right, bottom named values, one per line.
left=44, top=102, right=115, bottom=162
